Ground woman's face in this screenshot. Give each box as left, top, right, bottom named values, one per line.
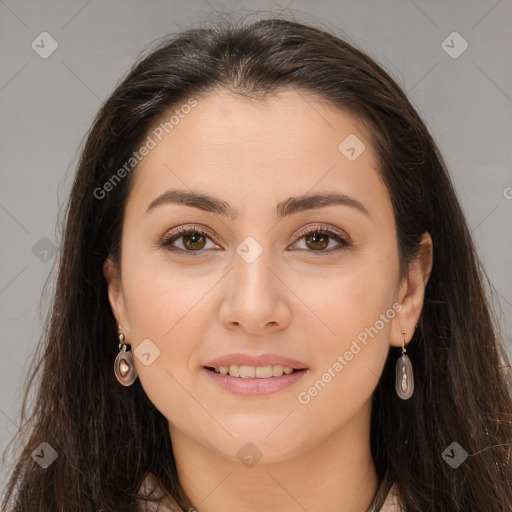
left=104, top=89, right=429, bottom=463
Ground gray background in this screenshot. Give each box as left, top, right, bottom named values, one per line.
left=1, top=0, right=511, bottom=492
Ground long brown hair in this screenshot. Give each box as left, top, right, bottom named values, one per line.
left=2, top=13, right=511, bottom=511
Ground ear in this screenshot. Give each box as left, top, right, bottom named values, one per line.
left=390, top=232, right=433, bottom=347
left=103, top=257, right=131, bottom=336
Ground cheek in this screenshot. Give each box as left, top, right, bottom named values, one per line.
left=295, top=339, right=387, bottom=443
left=120, top=250, right=207, bottom=397
left=293, top=247, right=399, bottom=346
left=122, top=238, right=210, bottom=336
left=293, top=252, right=398, bottom=411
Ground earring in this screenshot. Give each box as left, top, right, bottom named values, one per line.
left=114, top=325, right=138, bottom=386
left=395, top=329, right=414, bottom=400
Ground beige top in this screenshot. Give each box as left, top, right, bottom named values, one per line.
left=137, top=472, right=400, bottom=511
left=379, top=483, right=400, bottom=512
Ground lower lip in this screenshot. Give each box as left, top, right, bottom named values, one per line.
left=203, top=367, right=308, bottom=396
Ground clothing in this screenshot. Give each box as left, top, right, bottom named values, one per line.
left=378, top=482, right=400, bottom=511
left=137, top=472, right=400, bottom=511
left=136, top=473, right=184, bottom=511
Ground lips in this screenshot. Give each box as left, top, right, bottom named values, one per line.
left=202, top=353, right=309, bottom=396
left=204, top=365, right=308, bottom=396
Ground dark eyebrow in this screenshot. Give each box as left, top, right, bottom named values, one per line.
left=144, top=189, right=370, bottom=220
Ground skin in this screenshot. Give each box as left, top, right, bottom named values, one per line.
left=104, top=88, right=433, bottom=512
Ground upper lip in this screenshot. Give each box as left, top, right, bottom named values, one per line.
left=204, top=353, right=308, bottom=370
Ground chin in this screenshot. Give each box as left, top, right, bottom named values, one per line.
left=200, top=425, right=309, bottom=465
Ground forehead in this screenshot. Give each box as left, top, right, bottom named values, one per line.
left=125, top=89, right=390, bottom=222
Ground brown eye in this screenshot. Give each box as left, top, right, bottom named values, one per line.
left=304, top=231, right=329, bottom=251
left=292, top=226, right=351, bottom=253
left=181, top=232, right=207, bottom=250
left=161, top=226, right=219, bottom=254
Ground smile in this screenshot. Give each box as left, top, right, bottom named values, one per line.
left=203, top=366, right=308, bottom=396
left=208, top=364, right=296, bottom=378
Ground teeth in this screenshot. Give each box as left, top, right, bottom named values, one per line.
left=212, top=364, right=297, bottom=378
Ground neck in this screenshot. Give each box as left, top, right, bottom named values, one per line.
left=169, top=400, right=379, bottom=512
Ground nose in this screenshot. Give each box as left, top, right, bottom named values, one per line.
left=218, top=245, right=292, bottom=335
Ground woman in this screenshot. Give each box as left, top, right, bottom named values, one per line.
left=2, top=14, right=511, bottom=512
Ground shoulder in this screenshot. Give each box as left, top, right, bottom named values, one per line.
left=136, top=472, right=185, bottom=512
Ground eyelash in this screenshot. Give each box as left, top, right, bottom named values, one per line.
left=159, top=224, right=351, bottom=256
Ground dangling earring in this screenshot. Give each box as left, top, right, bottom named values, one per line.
left=395, top=329, right=414, bottom=400
left=114, top=325, right=138, bottom=386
